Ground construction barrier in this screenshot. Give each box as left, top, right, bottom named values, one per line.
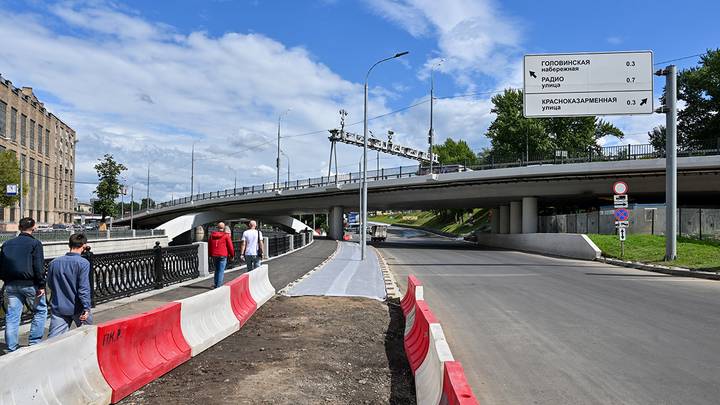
left=404, top=300, right=436, bottom=374
left=248, top=264, right=275, bottom=308
left=0, top=326, right=112, bottom=405
left=415, top=324, right=455, bottom=405
left=401, top=275, right=424, bottom=316
left=176, top=285, right=240, bottom=356
left=440, top=362, right=480, bottom=405
left=97, top=302, right=191, bottom=403
left=227, top=273, right=257, bottom=326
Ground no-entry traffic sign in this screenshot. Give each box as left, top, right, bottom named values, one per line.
left=613, top=181, right=628, bottom=195
left=523, top=51, right=653, bottom=117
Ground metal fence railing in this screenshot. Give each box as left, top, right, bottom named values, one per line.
left=0, top=229, right=165, bottom=244
left=152, top=139, right=720, bottom=211
left=209, top=230, right=313, bottom=272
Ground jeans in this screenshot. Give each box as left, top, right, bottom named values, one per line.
left=245, top=255, right=261, bottom=271
left=213, top=256, right=228, bottom=288
left=3, top=284, right=47, bottom=352
left=48, top=311, right=93, bottom=339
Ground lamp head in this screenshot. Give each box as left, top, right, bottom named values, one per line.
left=394, top=51, right=409, bottom=58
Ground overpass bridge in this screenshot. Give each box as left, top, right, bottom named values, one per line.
left=117, top=152, right=720, bottom=241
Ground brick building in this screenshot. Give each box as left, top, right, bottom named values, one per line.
left=0, top=74, right=76, bottom=229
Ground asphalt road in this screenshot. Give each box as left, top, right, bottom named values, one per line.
left=379, top=227, right=720, bottom=405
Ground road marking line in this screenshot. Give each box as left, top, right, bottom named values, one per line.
left=421, top=273, right=541, bottom=277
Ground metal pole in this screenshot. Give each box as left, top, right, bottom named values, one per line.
left=276, top=114, right=281, bottom=187
left=130, top=185, right=134, bottom=230
left=190, top=143, right=194, bottom=202
left=146, top=165, right=150, bottom=213
left=120, top=186, right=124, bottom=220
left=429, top=69, right=434, bottom=174
left=664, top=65, right=678, bottom=260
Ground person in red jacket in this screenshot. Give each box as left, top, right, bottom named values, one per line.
left=208, top=222, right=235, bottom=288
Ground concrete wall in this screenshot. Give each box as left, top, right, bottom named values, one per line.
left=539, top=207, right=720, bottom=240
left=475, top=233, right=602, bottom=261
left=41, top=236, right=169, bottom=258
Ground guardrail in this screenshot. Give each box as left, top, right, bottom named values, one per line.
left=152, top=139, right=720, bottom=210
left=213, top=230, right=313, bottom=271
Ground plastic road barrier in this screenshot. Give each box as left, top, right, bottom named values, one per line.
left=404, top=300, right=437, bottom=374
left=415, top=324, right=455, bottom=405
left=97, top=302, right=191, bottom=403
left=227, top=273, right=258, bottom=326
left=248, top=264, right=275, bottom=308
left=401, top=275, right=424, bottom=316
left=439, top=361, right=480, bottom=405
left=176, top=285, right=240, bottom=356
left=0, top=326, right=112, bottom=405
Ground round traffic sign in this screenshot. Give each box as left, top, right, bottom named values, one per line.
left=614, top=208, right=630, bottom=221
left=613, top=181, right=628, bottom=195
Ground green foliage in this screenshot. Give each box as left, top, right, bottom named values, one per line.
left=432, top=138, right=478, bottom=166
left=92, top=154, right=127, bottom=222
left=675, top=49, right=720, bottom=149
left=485, top=89, right=623, bottom=159
left=140, top=198, right=155, bottom=210
left=0, top=151, right=26, bottom=207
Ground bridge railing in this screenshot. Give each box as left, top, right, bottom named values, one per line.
left=152, top=139, right=720, bottom=211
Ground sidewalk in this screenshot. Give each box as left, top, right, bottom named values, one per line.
left=1, top=239, right=337, bottom=352
left=285, top=241, right=386, bottom=300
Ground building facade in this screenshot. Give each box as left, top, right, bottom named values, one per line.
left=0, top=74, right=76, bottom=229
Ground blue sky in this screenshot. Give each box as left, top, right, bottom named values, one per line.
left=0, top=0, right=717, bottom=202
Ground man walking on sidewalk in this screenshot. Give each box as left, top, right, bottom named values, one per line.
left=241, top=220, right=264, bottom=271
left=0, top=217, right=47, bottom=352
left=47, top=234, right=92, bottom=338
left=208, top=222, right=234, bottom=288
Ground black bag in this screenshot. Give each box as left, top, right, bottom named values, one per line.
left=256, top=230, right=263, bottom=257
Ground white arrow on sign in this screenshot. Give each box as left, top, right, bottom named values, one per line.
left=618, top=227, right=627, bottom=241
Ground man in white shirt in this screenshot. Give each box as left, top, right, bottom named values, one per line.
left=241, top=220, right=264, bottom=271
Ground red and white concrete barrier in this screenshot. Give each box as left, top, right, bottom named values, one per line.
left=248, top=264, right=275, bottom=308
left=0, top=326, right=112, bottom=405
left=227, top=273, right=257, bottom=326
left=401, top=275, right=480, bottom=405
left=176, top=285, right=240, bottom=356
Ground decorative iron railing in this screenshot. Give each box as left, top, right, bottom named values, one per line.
left=208, top=230, right=313, bottom=273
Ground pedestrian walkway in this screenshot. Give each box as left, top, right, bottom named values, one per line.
left=286, top=241, right=386, bottom=300
left=1, top=239, right=337, bottom=353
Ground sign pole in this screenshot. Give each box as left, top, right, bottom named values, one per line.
left=657, top=65, right=677, bottom=260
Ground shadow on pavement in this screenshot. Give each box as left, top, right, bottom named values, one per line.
left=384, top=298, right=416, bottom=404
left=585, top=273, right=671, bottom=277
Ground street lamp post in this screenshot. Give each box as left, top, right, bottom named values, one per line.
left=362, top=51, right=409, bottom=259
left=429, top=59, right=443, bottom=175
left=276, top=109, right=292, bottom=187
left=190, top=143, right=195, bottom=202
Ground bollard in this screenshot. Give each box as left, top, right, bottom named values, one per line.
left=289, top=235, right=294, bottom=251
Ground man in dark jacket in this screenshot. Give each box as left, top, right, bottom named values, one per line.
left=0, top=217, right=47, bottom=352
left=47, top=233, right=92, bottom=338
left=208, top=222, right=234, bottom=288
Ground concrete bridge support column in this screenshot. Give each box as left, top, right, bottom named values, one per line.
left=522, top=197, right=538, bottom=234
left=510, top=201, right=522, bottom=234
left=328, top=206, right=344, bottom=240
left=490, top=208, right=500, bottom=233
left=499, top=205, right=510, bottom=234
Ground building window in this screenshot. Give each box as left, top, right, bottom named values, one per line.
left=10, top=108, right=17, bottom=141
left=9, top=208, right=15, bottom=222
left=20, top=114, right=27, bottom=146
left=29, top=158, right=35, bottom=210
left=29, top=120, right=35, bottom=150
left=0, top=100, right=6, bottom=137
left=0, top=207, right=5, bottom=222
left=45, top=129, right=49, bottom=156
left=37, top=125, right=43, bottom=154
left=45, top=164, right=49, bottom=209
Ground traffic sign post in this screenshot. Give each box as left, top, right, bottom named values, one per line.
left=612, top=181, right=630, bottom=258
left=523, top=51, right=653, bottom=117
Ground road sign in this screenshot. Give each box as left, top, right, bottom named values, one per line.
left=614, top=208, right=630, bottom=221
left=615, top=220, right=629, bottom=227
left=618, top=227, right=627, bottom=241
left=5, top=184, right=18, bottom=196
left=347, top=212, right=359, bottom=225
left=523, top=51, right=653, bottom=117
left=613, top=194, right=628, bottom=208
left=613, top=181, right=629, bottom=195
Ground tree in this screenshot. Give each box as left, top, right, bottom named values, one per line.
left=485, top=89, right=623, bottom=159
left=93, top=154, right=127, bottom=223
left=0, top=151, right=26, bottom=208
left=140, top=198, right=155, bottom=210
left=432, top=138, right=478, bottom=166
left=673, top=49, right=720, bottom=149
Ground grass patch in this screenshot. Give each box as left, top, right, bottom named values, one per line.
left=588, top=234, right=720, bottom=271
left=370, top=209, right=488, bottom=235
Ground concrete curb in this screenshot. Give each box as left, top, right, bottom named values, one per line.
left=373, top=246, right=401, bottom=299
left=598, top=257, right=720, bottom=280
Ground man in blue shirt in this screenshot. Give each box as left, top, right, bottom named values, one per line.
left=47, top=233, right=92, bottom=338
left=0, top=217, right=47, bottom=352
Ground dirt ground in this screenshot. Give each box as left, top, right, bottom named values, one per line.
left=120, top=296, right=415, bottom=405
